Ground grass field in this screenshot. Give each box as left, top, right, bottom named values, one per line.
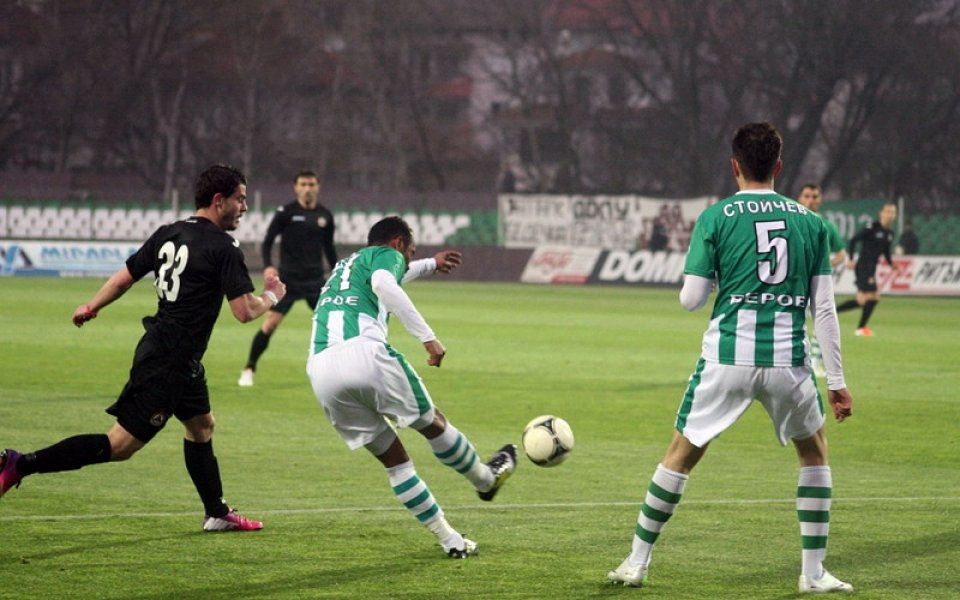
left=0, top=277, right=957, bottom=599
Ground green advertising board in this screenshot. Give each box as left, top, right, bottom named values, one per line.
left=820, top=199, right=890, bottom=242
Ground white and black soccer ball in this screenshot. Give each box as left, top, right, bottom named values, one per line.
left=521, top=415, right=574, bottom=467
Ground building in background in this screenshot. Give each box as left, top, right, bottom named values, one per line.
left=1, top=0, right=959, bottom=216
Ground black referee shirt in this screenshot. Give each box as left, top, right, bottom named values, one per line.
left=261, top=201, right=337, bottom=285
left=847, top=220, right=894, bottom=266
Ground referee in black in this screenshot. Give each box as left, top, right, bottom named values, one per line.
left=836, top=201, right=899, bottom=336
left=238, top=169, right=337, bottom=386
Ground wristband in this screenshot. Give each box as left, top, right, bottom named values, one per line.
left=264, top=290, right=279, bottom=306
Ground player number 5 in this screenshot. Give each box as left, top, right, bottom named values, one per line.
left=755, top=220, right=788, bottom=284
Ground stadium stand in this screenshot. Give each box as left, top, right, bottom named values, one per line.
left=2, top=200, right=955, bottom=255
left=0, top=202, right=484, bottom=247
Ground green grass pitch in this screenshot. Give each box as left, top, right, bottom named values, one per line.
left=0, top=277, right=957, bottom=599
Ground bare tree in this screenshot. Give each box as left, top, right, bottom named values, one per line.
left=3, top=0, right=960, bottom=209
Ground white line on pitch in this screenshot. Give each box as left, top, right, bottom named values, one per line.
left=2, top=496, right=959, bottom=523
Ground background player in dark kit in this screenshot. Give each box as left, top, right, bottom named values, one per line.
left=239, top=169, right=337, bottom=387
left=836, top=202, right=898, bottom=336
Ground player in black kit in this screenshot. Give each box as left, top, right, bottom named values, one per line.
left=836, top=201, right=898, bottom=337
left=0, top=165, right=287, bottom=531
left=238, top=169, right=337, bottom=386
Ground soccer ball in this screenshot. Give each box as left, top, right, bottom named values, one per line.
left=521, top=415, right=574, bottom=467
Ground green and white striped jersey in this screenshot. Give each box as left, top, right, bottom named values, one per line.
left=684, top=191, right=832, bottom=367
left=310, top=245, right=406, bottom=354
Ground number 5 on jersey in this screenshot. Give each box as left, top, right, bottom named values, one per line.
left=755, top=220, right=788, bottom=285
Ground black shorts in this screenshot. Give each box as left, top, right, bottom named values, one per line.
left=271, top=280, right=323, bottom=315
left=855, top=260, right=878, bottom=293
left=105, top=319, right=210, bottom=443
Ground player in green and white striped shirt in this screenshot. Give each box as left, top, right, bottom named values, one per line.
left=608, top=123, right=855, bottom=594
left=306, top=216, right=516, bottom=559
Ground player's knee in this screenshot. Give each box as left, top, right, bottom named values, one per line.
left=184, top=414, right=216, bottom=442
left=366, top=428, right=398, bottom=457
left=413, top=410, right=446, bottom=438
left=199, top=418, right=216, bottom=439
left=109, top=441, right=141, bottom=461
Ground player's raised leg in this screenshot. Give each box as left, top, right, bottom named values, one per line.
left=414, top=410, right=516, bottom=502
left=0, top=449, right=24, bottom=497
left=1, top=428, right=128, bottom=499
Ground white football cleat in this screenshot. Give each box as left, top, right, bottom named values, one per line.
left=799, top=570, right=853, bottom=593
left=238, top=368, right=254, bottom=387
left=445, top=537, right=478, bottom=559
left=607, top=557, right=647, bottom=587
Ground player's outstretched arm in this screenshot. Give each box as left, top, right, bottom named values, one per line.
left=371, top=269, right=439, bottom=367
left=229, top=274, right=287, bottom=323
left=402, top=250, right=463, bottom=283
left=73, top=267, right=136, bottom=327
left=433, top=250, right=462, bottom=273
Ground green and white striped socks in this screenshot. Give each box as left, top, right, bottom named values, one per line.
left=625, top=463, right=833, bottom=578
left=386, top=461, right=463, bottom=550
left=629, top=463, right=688, bottom=568
left=798, top=465, right=832, bottom=579
left=428, top=423, right=494, bottom=491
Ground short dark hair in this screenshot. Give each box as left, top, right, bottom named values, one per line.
left=800, top=183, right=821, bottom=194
left=294, top=169, right=319, bottom=183
left=367, top=216, right=413, bottom=247
left=732, top=122, right=783, bottom=183
left=195, top=164, right=246, bottom=209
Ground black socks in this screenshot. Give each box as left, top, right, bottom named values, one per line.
left=836, top=299, right=859, bottom=313
left=17, top=434, right=112, bottom=476
left=858, top=300, right=878, bottom=328
left=183, top=439, right=228, bottom=518
left=245, top=330, right=271, bottom=370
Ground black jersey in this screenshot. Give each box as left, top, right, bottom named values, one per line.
left=261, top=201, right=337, bottom=285
left=126, top=216, right=255, bottom=359
left=847, top=220, right=894, bottom=267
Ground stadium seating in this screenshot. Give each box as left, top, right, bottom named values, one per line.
left=3, top=201, right=956, bottom=255
left=0, top=203, right=482, bottom=248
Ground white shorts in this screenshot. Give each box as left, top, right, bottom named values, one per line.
left=674, top=358, right=825, bottom=447
left=306, top=338, right=436, bottom=450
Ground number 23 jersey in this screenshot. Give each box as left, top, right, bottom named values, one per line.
left=126, top=216, right=255, bottom=358
left=684, top=191, right=832, bottom=368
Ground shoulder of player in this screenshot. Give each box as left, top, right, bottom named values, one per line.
left=273, top=201, right=299, bottom=215
left=364, top=245, right=401, bottom=259
left=197, top=220, right=243, bottom=251
left=156, top=218, right=242, bottom=252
